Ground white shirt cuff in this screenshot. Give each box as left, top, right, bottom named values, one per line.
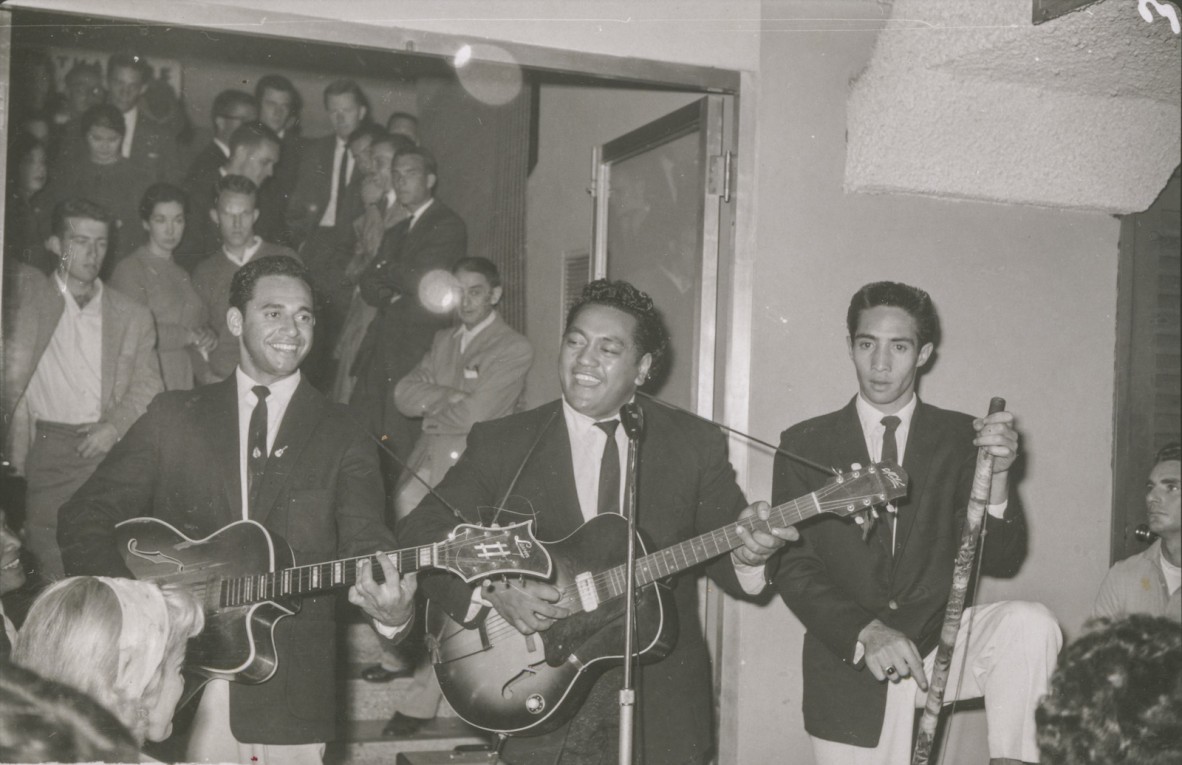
left=372, top=616, right=410, bottom=640
left=464, top=586, right=492, bottom=622
left=987, top=499, right=1008, bottom=519
left=731, top=555, right=767, bottom=596
left=854, top=640, right=865, bottom=664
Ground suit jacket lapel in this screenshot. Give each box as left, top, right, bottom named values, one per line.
left=100, top=292, right=122, bottom=410
left=199, top=377, right=243, bottom=522
left=837, top=400, right=895, bottom=560
left=518, top=403, right=582, bottom=540
left=892, top=401, right=936, bottom=564
left=251, top=379, right=324, bottom=524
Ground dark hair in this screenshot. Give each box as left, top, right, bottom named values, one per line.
left=846, top=281, right=940, bottom=348
left=64, top=61, right=103, bottom=87
left=254, top=74, right=302, bottom=116
left=52, top=199, right=113, bottom=240
left=229, top=255, right=311, bottom=312
left=79, top=104, right=126, bottom=138
left=211, top=89, right=256, bottom=121
left=105, top=52, right=150, bottom=81
left=1036, top=615, right=1182, bottom=765
left=372, top=132, right=416, bottom=156
left=228, top=120, right=280, bottom=155
left=323, top=79, right=369, bottom=112
left=393, top=145, right=438, bottom=176
left=565, top=279, right=669, bottom=380
left=1155, top=442, right=1181, bottom=466
left=215, top=174, right=259, bottom=205
left=347, top=122, right=386, bottom=147
left=0, top=660, right=141, bottom=764
left=138, top=183, right=188, bottom=222
left=387, top=112, right=418, bottom=131
left=453, top=257, right=501, bottom=289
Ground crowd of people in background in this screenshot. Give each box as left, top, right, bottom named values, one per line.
left=0, top=45, right=1178, bottom=765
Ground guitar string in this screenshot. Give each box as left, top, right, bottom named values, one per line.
left=446, top=482, right=885, bottom=647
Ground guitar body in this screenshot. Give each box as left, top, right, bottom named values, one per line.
left=114, top=517, right=298, bottom=684
left=429, top=513, right=676, bottom=736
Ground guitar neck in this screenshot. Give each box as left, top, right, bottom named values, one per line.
left=625, top=493, right=823, bottom=590
left=220, top=545, right=433, bottom=608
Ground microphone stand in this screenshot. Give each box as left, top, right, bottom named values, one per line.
left=618, top=403, right=644, bottom=765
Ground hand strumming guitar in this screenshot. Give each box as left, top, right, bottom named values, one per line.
left=483, top=578, right=569, bottom=635
left=349, top=555, right=417, bottom=630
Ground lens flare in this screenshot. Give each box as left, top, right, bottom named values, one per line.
left=419, top=269, right=462, bottom=314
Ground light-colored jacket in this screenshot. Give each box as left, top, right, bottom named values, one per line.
left=2, top=271, right=162, bottom=474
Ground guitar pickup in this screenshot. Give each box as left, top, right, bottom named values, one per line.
left=575, top=572, right=599, bottom=612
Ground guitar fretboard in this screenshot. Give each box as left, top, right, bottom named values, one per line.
left=220, top=547, right=429, bottom=608
left=587, top=479, right=888, bottom=606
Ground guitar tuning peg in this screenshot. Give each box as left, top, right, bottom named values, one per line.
left=851, top=462, right=863, bottom=470
left=853, top=515, right=865, bottom=526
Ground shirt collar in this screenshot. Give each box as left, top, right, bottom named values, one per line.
left=408, top=197, right=435, bottom=225
left=213, top=138, right=231, bottom=158
left=224, top=236, right=263, bottom=267
left=561, top=395, right=633, bottom=436
left=235, top=366, right=301, bottom=403
left=454, top=310, right=497, bottom=341
left=53, top=272, right=103, bottom=314
left=855, top=391, right=918, bottom=433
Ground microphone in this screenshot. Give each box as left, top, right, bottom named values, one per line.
left=621, top=402, right=644, bottom=440
left=1134, top=524, right=1158, bottom=542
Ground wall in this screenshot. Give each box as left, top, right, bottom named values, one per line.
left=734, top=2, right=1122, bottom=762
left=524, top=86, right=699, bottom=406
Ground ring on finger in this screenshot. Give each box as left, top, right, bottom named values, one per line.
left=884, top=665, right=897, bottom=676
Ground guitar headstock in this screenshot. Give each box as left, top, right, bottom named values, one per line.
left=437, top=521, right=554, bottom=583
left=816, top=461, right=909, bottom=519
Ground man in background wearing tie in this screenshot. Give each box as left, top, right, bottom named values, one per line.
left=349, top=146, right=467, bottom=490
left=286, top=79, right=371, bottom=388
left=772, top=281, right=1060, bottom=765
left=397, top=279, right=795, bottom=765
left=58, top=255, right=415, bottom=764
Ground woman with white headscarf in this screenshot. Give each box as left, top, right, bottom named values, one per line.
left=11, top=577, right=204, bottom=754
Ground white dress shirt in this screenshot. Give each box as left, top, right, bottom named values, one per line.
left=235, top=367, right=301, bottom=519
left=457, top=310, right=496, bottom=354
left=406, top=197, right=434, bottom=230
left=121, top=106, right=138, bottom=158
left=319, top=138, right=354, bottom=227
left=25, top=275, right=103, bottom=424
left=223, top=236, right=264, bottom=268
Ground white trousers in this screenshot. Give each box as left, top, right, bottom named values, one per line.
left=811, top=601, right=1062, bottom=765
left=187, top=679, right=327, bottom=765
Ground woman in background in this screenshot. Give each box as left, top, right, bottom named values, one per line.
left=111, top=183, right=216, bottom=390
left=37, top=103, right=151, bottom=265
left=4, top=133, right=54, bottom=273
left=11, top=577, right=204, bottom=752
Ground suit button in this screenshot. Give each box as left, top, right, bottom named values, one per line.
left=888, top=599, right=899, bottom=610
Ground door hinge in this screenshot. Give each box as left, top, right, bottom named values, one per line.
left=708, top=151, right=733, bottom=203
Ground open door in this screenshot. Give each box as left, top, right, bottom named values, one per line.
left=590, top=93, right=738, bottom=729
left=592, top=96, right=734, bottom=415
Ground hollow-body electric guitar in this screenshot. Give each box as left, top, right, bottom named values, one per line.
left=428, top=461, right=908, bottom=735
left=114, top=517, right=551, bottom=684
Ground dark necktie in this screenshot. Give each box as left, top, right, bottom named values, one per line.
left=248, top=385, right=271, bottom=512
left=595, top=420, right=621, bottom=516
left=880, top=415, right=901, bottom=550
left=334, top=146, right=349, bottom=226
left=0, top=616, right=11, bottom=659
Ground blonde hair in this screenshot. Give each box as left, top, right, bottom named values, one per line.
left=11, top=577, right=204, bottom=743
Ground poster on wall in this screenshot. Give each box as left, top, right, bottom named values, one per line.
left=50, top=46, right=183, bottom=97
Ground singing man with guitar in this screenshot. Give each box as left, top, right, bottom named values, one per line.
left=772, top=282, right=1061, bottom=765
left=397, top=279, right=797, bottom=765
left=58, top=255, right=417, bottom=765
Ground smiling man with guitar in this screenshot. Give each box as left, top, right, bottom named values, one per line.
left=58, top=255, right=416, bottom=765
left=397, top=279, right=798, bottom=765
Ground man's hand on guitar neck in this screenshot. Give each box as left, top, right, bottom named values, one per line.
left=482, top=578, right=569, bottom=635
left=731, top=501, right=799, bottom=568
left=349, top=555, right=417, bottom=631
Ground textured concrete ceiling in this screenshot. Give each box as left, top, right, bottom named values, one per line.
left=846, top=0, right=1181, bottom=213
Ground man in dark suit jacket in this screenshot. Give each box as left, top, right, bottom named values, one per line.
left=255, top=74, right=304, bottom=248
left=350, top=146, right=467, bottom=476
left=772, top=282, right=1061, bottom=765
left=397, top=279, right=795, bottom=765
left=58, top=255, right=415, bottom=763
left=184, top=89, right=258, bottom=188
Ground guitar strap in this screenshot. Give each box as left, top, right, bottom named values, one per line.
left=490, top=409, right=560, bottom=527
